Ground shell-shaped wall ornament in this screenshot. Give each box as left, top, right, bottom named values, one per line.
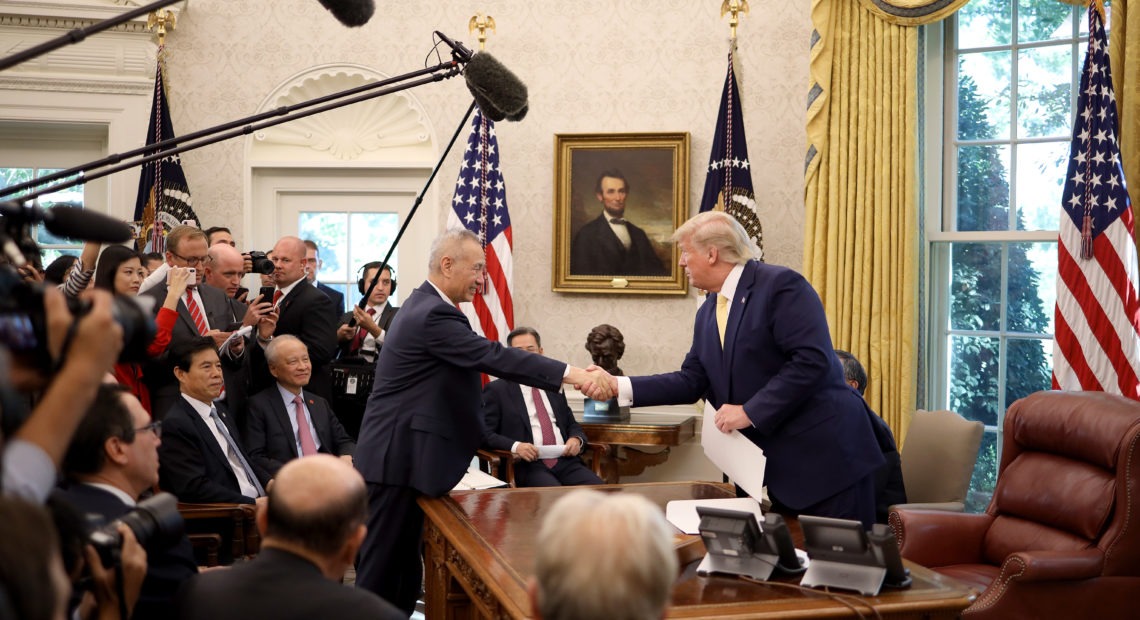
left=254, top=68, right=430, bottom=161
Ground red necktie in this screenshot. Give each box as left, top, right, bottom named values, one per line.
left=351, top=307, right=377, bottom=352
left=293, top=395, right=318, bottom=456
left=532, top=387, right=558, bottom=468
left=272, top=289, right=283, bottom=306
left=185, top=291, right=209, bottom=335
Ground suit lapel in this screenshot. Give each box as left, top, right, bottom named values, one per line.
left=721, top=261, right=758, bottom=399
left=304, top=391, right=332, bottom=451
left=272, top=392, right=299, bottom=458
left=184, top=399, right=233, bottom=474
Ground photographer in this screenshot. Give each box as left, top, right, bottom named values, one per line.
left=0, top=495, right=146, bottom=620
left=57, top=384, right=196, bottom=620
left=3, top=287, right=124, bottom=503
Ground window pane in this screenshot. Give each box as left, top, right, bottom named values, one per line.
left=949, top=334, right=1002, bottom=426
left=1014, top=141, right=1067, bottom=231
left=1006, top=241, right=1056, bottom=334
left=966, top=431, right=999, bottom=513
left=958, top=0, right=1013, bottom=49
left=958, top=53, right=1012, bottom=140
left=1006, top=338, right=1052, bottom=405
left=1017, top=0, right=1075, bottom=44
left=298, top=212, right=348, bottom=281
left=348, top=212, right=400, bottom=275
left=950, top=242, right=1003, bottom=331
left=35, top=169, right=85, bottom=245
left=1017, top=46, right=1072, bottom=138
left=0, top=167, right=35, bottom=190
left=957, top=145, right=1011, bottom=231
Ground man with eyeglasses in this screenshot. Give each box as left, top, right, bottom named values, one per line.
left=142, top=225, right=259, bottom=419
left=56, top=384, right=197, bottom=620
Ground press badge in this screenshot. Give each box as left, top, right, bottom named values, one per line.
left=346, top=376, right=358, bottom=395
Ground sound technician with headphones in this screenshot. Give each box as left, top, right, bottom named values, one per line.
left=335, top=262, right=398, bottom=362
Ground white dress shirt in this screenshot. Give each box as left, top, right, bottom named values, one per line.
left=510, top=384, right=566, bottom=453
left=181, top=394, right=260, bottom=498
left=277, top=384, right=322, bottom=455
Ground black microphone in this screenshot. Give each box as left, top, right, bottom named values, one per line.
left=434, top=31, right=474, bottom=62
left=318, top=0, right=375, bottom=27
left=463, top=52, right=529, bottom=122
left=0, top=202, right=134, bottom=243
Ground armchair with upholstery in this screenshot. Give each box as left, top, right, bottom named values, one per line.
left=892, top=408, right=984, bottom=512
left=476, top=443, right=608, bottom=488
left=889, top=390, right=1140, bottom=619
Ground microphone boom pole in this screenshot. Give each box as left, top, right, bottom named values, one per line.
left=1, top=61, right=462, bottom=201
left=6, top=62, right=463, bottom=205
left=0, top=0, right=183, bottom=72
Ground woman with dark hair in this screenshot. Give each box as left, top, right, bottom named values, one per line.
left=43, top=254, right=79, bottom=286
left=90, top=244, right=192, bottom=415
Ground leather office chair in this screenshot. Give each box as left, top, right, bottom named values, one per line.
left=476, top=444, right=608, bottom=488
left=892, top=409, right=984, bottom=512
left=889, top=390, right=1140, bottom=619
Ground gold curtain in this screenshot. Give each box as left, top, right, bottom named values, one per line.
left=1109, top=0, right=1140, bottom=247
left=804, top=0, right=964, bottom=442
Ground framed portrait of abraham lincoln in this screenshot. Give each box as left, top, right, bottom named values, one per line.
left=553, top=132, right=689, bottom=295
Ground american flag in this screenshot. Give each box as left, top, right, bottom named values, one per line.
left=700, top=47, right=763, bottom=259
left=133, top=54, right=196, bottom=253
left=447, top=109, right=514, bottom=344
left=1052, top=4, right=1140, bottom=399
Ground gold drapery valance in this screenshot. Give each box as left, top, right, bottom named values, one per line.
left=856, top=0, right=971, bottom=26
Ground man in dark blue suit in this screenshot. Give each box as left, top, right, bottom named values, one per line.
left=246, top=335, right=355, bottom=477
left=159, top=338, right=270, bottom=505
left=353, top=229, right=614, bottom=615
left=57, top=384, right=197, bottom=620
left=481, top=327, right=603, bottom=487
left=586, top=211, right=884, bottom=527
left=303, top=239, right=345, bottom=317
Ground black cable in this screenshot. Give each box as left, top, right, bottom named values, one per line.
left=740, top=577, right=881, bottom=619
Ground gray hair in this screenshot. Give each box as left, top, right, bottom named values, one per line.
left=534, top=489, right=677, bottom=620
left=427, top=228, right=481, bottom=274
left=672, top=211, right=759, bottom=265
left=264, top=334, right=305, bottom=366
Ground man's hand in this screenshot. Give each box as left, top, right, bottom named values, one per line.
left=515, top=442, right=539, bottom=462
left=714, top=404, right=751, bottom=433
left=85, top=524, right=147, bottom=620
left=352, top=306, right=380, bottom=337
left=577, top=365, right=617, bottom=401
left=205, top=329, right=231, bottom=349
left=242, top=295, right=273, bottom=328
left=564, top=437, right=583, bottom=457
left=49, top=288, right=124, bottom=372
left=336, top=323, right=355, bottom=342
left=257, top=308, right=278, bottom=340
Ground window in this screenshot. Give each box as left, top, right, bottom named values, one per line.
left=924, top=1, right=1106, bottom=510
left=0, top=167, right=86, bottom=265
left=298, top=211, right=401, bottom=312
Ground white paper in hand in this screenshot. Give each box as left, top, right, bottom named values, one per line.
left=536, top=445, right=566, bottom=459
left=702, top=401, right=766, bottom=500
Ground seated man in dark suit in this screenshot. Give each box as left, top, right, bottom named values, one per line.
left=835, top=350, right=906, bottom=523
left=246, top=335, right=355, bottom=477
left=57, top=384, right=198, bottom=620
left=176, top=454, right=403, bottom=620
left=158, top=337, right=270, bottom=505
left=335, top=261, right=399, bottom=362
left=482, top=327, right=603, bottom=487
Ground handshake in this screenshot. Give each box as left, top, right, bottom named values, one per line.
left=566, top=365, right=619, bottom=401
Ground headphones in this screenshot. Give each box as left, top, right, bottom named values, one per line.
left=357, top=261, right=397, bottom=296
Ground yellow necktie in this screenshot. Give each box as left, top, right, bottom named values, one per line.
left=716, top=294, right=729, bottom=347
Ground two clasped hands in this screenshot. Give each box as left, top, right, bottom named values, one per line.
left=568, top=365, right=753, bottom=435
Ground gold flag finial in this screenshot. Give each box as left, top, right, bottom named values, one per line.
left=147, top=9, right=177, bottom=47
left=468, top=13, right=496, bottom=51
left=720, top=0, right=749, bottom=40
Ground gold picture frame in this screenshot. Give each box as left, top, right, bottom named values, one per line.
left=552, top=132, right=690, bottom=295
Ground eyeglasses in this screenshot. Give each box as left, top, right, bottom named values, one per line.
left=136, top=420, right=162, bottom=438
left=169, top=250, right=207, bottom=266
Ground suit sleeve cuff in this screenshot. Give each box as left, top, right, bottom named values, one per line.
left=617, top=376, right=634, bottom=407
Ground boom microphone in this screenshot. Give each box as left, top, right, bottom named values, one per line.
left=463, top=52, right=529, bottom=122
left=318, top=0, right=375, bottom=27
left=0, top=202, right=134, bottom=244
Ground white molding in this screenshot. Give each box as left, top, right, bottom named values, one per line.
left=0, top=74, right=151, bottom=94
left=0, top=0, right=185, bottom=31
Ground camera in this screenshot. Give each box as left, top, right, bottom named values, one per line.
left=87, top=492, right=183, bottom=568
left=0, top=268, right=156, bottom=371
left=246, top=250, right=274, bottom=275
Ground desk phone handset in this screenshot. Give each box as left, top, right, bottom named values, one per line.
left=798, top=515, right=912, bottom=595
left=869, top=523, right=911, bottom=588
left=695, top=507, right=805, bottom=581
left=759, top=513, right=806, bottom=574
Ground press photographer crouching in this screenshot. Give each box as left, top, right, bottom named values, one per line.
left=56, top=384, right=195, bottom=620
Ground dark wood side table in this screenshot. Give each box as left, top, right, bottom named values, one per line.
left=580, top=412, right=696, bottom=482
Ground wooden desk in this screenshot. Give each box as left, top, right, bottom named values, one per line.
left=580, top=413, right=696, bottom=483
left=420, top=482, right=976, bottom=619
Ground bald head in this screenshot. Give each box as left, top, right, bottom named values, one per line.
left=271, top=236, right=308, bottom=287
left=205, top=243, right=245, bottom=297
left=265, top=455, right=367, bottom=556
